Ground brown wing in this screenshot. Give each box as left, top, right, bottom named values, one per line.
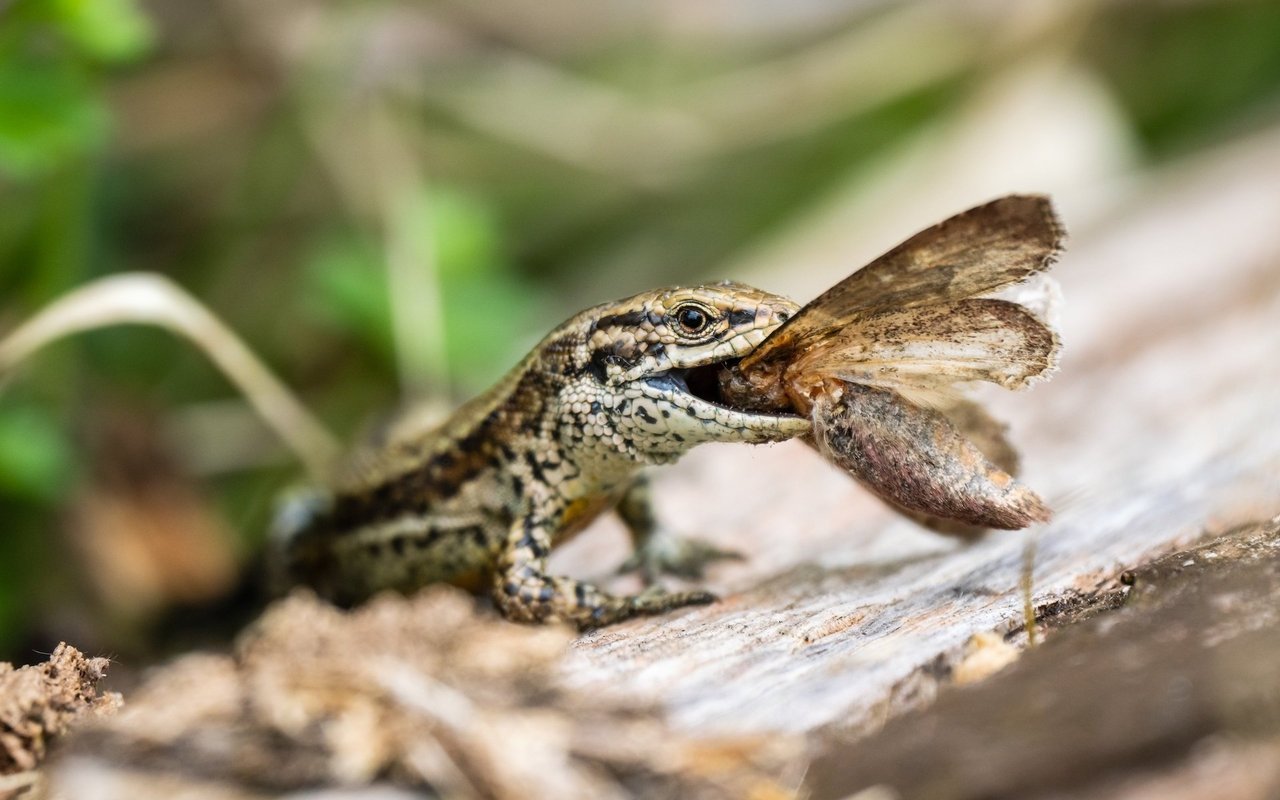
left=885, top=398, right=1025, bottom=538
left=812, top=383, right=1050, bottom=530
left=938, top=398, right=1021, bottom=476
left=742, top=194, right=1064, bottom=371
left=784, top=298, right=1060, bottom=396
left=798, top=391, right=1029, bottom=537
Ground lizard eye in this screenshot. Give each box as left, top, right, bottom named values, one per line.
left=673, top=304, right=711, bottom=334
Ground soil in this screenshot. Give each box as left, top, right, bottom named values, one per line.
left=0, top=644, right=120, bottom=799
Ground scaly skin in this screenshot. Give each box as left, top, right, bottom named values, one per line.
left=276, top=283, right=809, bottom=629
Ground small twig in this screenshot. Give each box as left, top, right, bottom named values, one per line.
left=0, top=272, right=341, bottom=481
left=1021, top=531, right=1040, bottom=647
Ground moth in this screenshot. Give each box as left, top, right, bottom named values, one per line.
left=719, top=195, right=1064, bottom=534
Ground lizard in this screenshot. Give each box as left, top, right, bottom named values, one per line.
left=274, top=282, right=811, bottom=629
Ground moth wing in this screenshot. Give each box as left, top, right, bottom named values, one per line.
left=986, top=271, right=1062, bottom=331
left=884, top=398, right=1024, bottom=537
left=938, top=398, right=1021, bottom=477
left=785, top=298, right=1060, bottom=395
left=743, top=194, right=1063, bottom=370
left=813, top=383, right=1050, bottom=530
left=799, top=395, right=1024, bottom=537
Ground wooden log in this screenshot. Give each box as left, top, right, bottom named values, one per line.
left=804, top=518, right=1280, bottom=799
left=555, top=127, right=1280, bottom=736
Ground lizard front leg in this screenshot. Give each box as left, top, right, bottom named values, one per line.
left=492, top=496, right=715, bottom=629
left=616, top=474, right=743, bottom=583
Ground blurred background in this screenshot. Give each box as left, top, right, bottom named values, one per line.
left=1, top=0, right=1279, bottom=663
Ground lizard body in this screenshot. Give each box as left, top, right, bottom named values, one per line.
left=277, top=283, right=809, bottom=628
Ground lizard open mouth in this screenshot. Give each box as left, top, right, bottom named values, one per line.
left=678, top=361, right=732, bottom=408
left=635, top=361, right=808, bottom=444
left=650, top=359, right=801, bottom=419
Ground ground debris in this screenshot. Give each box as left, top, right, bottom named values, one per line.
left=951, top=631, right=1020, bottom=686
left=51, top=589, right=801, bottom=800
left=0, top=644, right=121, bottom=778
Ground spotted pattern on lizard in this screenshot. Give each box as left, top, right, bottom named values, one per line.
left=274, top=282, right=810, bottom=629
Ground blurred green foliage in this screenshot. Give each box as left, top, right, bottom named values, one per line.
left=0, top=0, right=154, bottom=656
left=0, top=0, right=151, bottom=177
left=0, top=403, right=75, bottom=500
left=304, top=188, right=545, bottom=390
left=1086, top=1, right=1280, bottom=157
left=0, top=0, right=1278, bottom=660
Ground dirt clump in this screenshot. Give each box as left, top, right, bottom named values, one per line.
left=0, top=643, right=121, bottom=776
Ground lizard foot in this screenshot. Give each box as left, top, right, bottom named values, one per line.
left=493, top=570, right=716, bottom=630
left=619, top=532, right=743, bottom=583
left=579, top=586, right=717, bottom=631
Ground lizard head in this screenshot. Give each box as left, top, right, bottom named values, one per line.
left=579, top=282, right=811, bottom=457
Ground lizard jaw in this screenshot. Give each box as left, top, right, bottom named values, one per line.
left=636, top=362, right=810, bottom=441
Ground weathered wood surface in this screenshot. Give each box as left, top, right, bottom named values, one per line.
left=807, top=518, right=1280, bottom=800
left=555, top=126, right=1280, bottom=736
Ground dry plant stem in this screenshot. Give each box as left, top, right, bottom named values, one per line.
left=1021, top=532, right=1039, bottom=647
left=0, top=272, right=340, bottom=481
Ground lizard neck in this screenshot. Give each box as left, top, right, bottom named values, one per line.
left=326, top=319, right=613, bottom=528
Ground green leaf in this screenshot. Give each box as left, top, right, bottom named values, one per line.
left=304, top=235, right=395, bottom=362
left=48, top=0, right=155, bottom=63
left=430, top=189, right=502, bottom=278
left=304, top=191, right=543, bottom=391
left=0, top=405, right=75, bottom=501
left=0, top=56, right=107, bottom=178
left=442, top=272, right=544, bottom=391
left=1087, top=1, right=1280, bottom=157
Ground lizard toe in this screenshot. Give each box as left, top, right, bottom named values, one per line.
left=620, top=533, right=744, bottom=582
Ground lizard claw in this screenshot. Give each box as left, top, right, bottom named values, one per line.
left=618, top=533, right=744, bottom=583
left=628, top=585, right=717, bottom=613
